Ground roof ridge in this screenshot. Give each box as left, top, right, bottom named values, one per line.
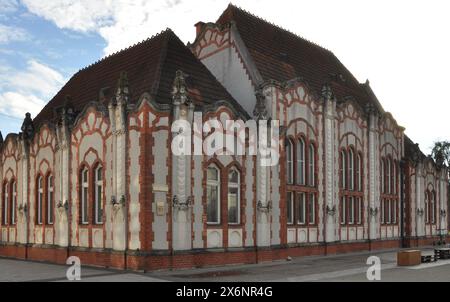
left=150, top=28, right=173, bottom=97
left=224, top=3, right=333, bottom=54
left=75, top=28, right=174, bottom=75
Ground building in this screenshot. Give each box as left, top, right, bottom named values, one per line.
left=0, top=4, right=448, bottom=271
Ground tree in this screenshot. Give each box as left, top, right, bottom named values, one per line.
left=431, top=141, right=450, bottom=168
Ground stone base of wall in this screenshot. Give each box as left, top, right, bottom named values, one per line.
left=0, top=237, right=448, bottom=272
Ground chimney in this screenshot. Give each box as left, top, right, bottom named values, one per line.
left=195, top=22, right=206, bottom=36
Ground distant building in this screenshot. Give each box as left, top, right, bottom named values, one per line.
left=0, top=5, right=448, bottom=270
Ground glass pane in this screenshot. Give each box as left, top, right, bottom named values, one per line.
left=97, top=185, right=103, bottom=223
left=297, top=193, right=305, bottom=224
left=228, top=187, right=238, bottom=224
left=83, top=169, right=88, bottom=183
left=83, top=187, right=88, bottom=223
left=287, top=192, right=293, bottom=224
left=48, top=191, right=54, bottom=224
left=286, top=141, right=293, bottom=184
left=308, top=145, right=315, bottom=186
left=207, top=167, right=218, bottom=181
left=97, top=167, right=103, bottom=181
left=308, top=193, right=315, bottom=224
left=296, top=140, right=305, bottom=185
left=207, top=185, right=219, bottom=223
left=228, top=170, right=239, bottom=183
left=341, top=197, right=346, bottom=224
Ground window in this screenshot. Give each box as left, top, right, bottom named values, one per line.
left=340, top=151, right=347, bottom=189
left=393, top=161, right=397, bottom=194
left=81, top=167, right=89, bottom=225
left=308, top=144, right=315, bottom=186
left=297, top=192, right=306, bottom=225
left=227, top=169, right=240, bottom=224
left=286, top=139, right=294, bottom=184
left=287, top=192, right=294, bottom=225
left=356, top=154, right=362, bottom=191
left=392, top=199, right=397, bottom=224
left=381, top=199, right=385, bottom=224
left=431, top=192, right=436, bottom=224
left=348, top=197, right=355, bottom=224
left=340, top=197, right=346, bottom=224
left=207, top=166, right=220, bottom=224
left=387, top=158, right=392, bottom=194
left=348, top=149, right=354, bottom=191
left=11, top=181, right=16, bottom=225
left=308, top=193, right=316, bottom=225
left=37, top=176, right=43, bottom=225
left=2, top=182, right=8, bottom=225
left=356, top=197, right=362, bottom=224
left=340, top=148, right=364, bottom=225
left=296, top=138, right=305, bottom=185
left=381, top=159, right=385, bottom=194
left=47, top=175, right=54, bottom=224
left=94, top=166, right=103, bottom=224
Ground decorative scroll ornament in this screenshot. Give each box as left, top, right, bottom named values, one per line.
left=440, top=209, right=447, bottom=218
left=416, top=208, right=425, bottom=217
left=20, top=112, right=35, bottom=140
left=172, top=70, right=191, bottom=106
left=111, top=195, right=126, bottom=214
left=56, top=200, right=69, bottom=215
left=257, top=200, right=272, bottom=213
left=253, top=89, right=268, bottom=121
left=172, top=195, right=193, bottom=211
left=321, top=83, right=334, bottom=102
left=18, top=203, right=28, bottom=215
left=326, top=204, right=336, bottom=216
left=369, top=207, right=379, bottom=217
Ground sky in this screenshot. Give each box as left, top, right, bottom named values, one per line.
left=0, top=0, right=449, bottom=154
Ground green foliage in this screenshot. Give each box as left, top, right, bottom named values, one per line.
left=431, top=141, right=450, bottom=167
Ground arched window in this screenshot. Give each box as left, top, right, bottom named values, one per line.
left=287, top=192, right=294, bottom=225
left=94, top=166, right=103, bottom=224
left=356, top=154, right=362, bottom=191
left=308, top=144, right=315, bottom=187
left=393, top=160, right=397, bottom=195
left=37, top=176, right=43, bottom=225
left=296, top=138, right=305, bottom=185
left=286, top=139, right=294, bottom=185
left=387, top=158, right=392, bottom=194
left=80, top=167, right=89, bottom=224
left=47, top=175, right=54, bottom=225
left=207, top=166, right=220, bottom=224
left=11, top=181, right=16, bottom=225
left=340, top=150, right=347, bottom=189
left=431, top=191, right=436, bottom=224
left=227, top=169, right=240, bottom=224
left=2, top=182, right=8, bottom=225
left=348, top=149, right=354, bottom=191
left=381, top=159, right=385, bottom=194
left=424, top=191, right=429, bottom=224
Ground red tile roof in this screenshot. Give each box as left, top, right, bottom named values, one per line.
left=216, top=4, right=375, bottom=108
left=34, top=29, right=247, bottom=126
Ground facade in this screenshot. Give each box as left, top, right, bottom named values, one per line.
left=0, top=5, right=448, bottom=271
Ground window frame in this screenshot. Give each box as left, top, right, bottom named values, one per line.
left=47, top=174, right=54, bottom=225
left=80, top=167, right=89, bottom=225
left=227, top=168, right=240, bottom=225
left=11, top=181, right=16, bottom=225
left=94, top=165, right=104, bottom=225
left=37, top=176, right=44, bottom=225
left=206, top=165, right=221, bottom=225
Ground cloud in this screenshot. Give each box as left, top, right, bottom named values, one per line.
left=20, top=0, right=219, bottom=55
left=0, top=60, right=65, bottom=119
left=0, top=24, right=29, bottom=43
left=0, top=0, right=18, bottom=14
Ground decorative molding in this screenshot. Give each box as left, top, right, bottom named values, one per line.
left=172, top=195, right=193, bottom=211
left=326, top=204, right=336, bottom=216
left=440, top=209, right=447, bottom=218
left=56, top=200, right=69, bottom=216
left=369, top=207, right=378, bottom=217
left=257, top=200, right=272, bottom=213
left=416, top=208, right=424, bottom=217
